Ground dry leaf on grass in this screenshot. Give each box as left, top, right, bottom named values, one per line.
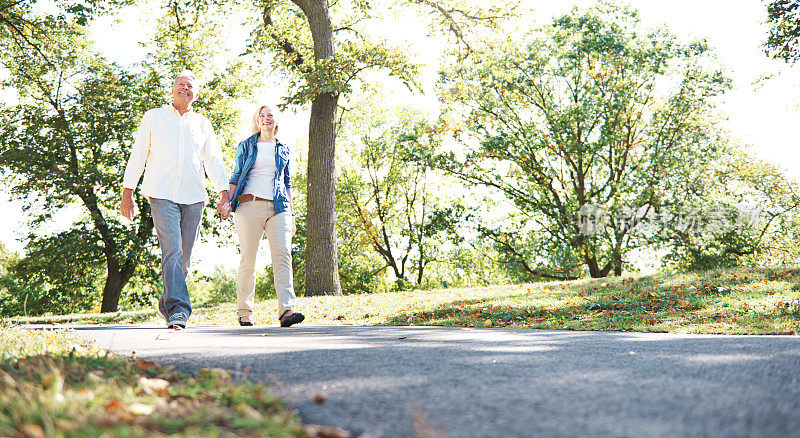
left=235, top=403, right=263, bottom=421
left=138, top=376, right=169, bottom=397
left=18, top=423, right=45, bottom=438
left=303, top=424, right=351, bottom=438
left=129, top=402, right=155, bottom=416
left=135, top=359, right=160, bottom=370
left=104, top=400, right=125, bottom=413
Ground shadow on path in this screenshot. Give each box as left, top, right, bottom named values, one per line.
left=75, top=325, right=800, bottom=438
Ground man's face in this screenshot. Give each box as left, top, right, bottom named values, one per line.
left=172, top=76, right=199, bottom=106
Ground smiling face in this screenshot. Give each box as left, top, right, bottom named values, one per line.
left=171, top=75, right=199, bottom=107
left=255, top=105, right=278, bottom=136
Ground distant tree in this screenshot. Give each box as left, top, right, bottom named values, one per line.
left=338, top=106, right=466, bottom=288
left=436, top=4, right=731, bottom=279
left=764, top=0, right=800, bottom=62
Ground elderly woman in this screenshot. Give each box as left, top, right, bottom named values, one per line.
left=228, top=104, right=304, bottom=327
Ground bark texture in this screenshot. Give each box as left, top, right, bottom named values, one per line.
left=292, top=0, right=342, bottom=295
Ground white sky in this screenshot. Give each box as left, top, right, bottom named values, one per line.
left=2, top=0, right=799, bottom=273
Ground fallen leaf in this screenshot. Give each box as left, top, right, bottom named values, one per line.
left=40, top=372, right=58, bottom=389
left=129, top=403, right=155, bottom=416
left=314, top=392, right=327, bottom=403
left=18, top=424, right=45, bottom=438
left=135, top=359, right=159, bottom=371
left=53, top=418, right=79, bottom=431
left=303, top=424, right=351, bottom=438
left=138, top=377, right=169, bottom=397
left=236, top=403, right=263, bottom=420
left=483, top=319, right=493, bottom=327
left=86, top=372, right=104, bottom=385
left=104, top=400, right=125, bottom=413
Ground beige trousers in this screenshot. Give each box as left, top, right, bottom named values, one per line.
left=233, top=200, right=296, bottom=318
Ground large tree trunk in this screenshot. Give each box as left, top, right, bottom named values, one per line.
left=293, top=0, right=342, bottom=296
left=305, top=91, right=342, bottom=295
left=90, top=193, right=152, bottom=312
left=100, top=260, right=135, bottom=312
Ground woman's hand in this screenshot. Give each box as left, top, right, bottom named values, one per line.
left=291, top=215, right=296, bottom=236
left=216, top=190, right=231, bottom=219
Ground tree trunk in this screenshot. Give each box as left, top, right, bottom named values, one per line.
left=613, top=252, right=622, bottom=276
left=100, top=259, right=135, bottom=312
left=294, top=0, right=342, bottom=296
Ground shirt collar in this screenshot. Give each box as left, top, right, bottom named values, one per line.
left=165, top=103, right=194, bottom=117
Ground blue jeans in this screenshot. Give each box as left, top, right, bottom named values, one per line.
left=149, top=198, right=204, bottom=325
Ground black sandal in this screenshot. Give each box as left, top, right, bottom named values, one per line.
left=238, top=317, right=254, bottom=327
left=280, top=312, right=305, bottom=327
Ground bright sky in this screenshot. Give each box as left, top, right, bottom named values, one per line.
left=2, top=0, right=799, bottom=272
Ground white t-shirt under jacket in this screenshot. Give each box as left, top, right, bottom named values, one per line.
left=243, top=141, right=277, bottom=200
left=122, top=104, right=229, bottom=204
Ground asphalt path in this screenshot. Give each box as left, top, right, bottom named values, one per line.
left=68, top=324, right=800, bottom=438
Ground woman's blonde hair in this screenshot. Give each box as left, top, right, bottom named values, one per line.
left=251, top=104, right=279, bottom=136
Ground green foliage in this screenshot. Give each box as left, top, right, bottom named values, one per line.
left=436, top=2, right=731, bottom=279
left=186, top=267, right=236, bottom=307
left=764, top=0, right=800, bottom=62
left=337, top=99, right=471, bottom=289
left=248, top=0, right=421, bottom=107
left=666, top=151, right=800, bottom=272
left=0, top=18, right=164, bottom=314
left=1, top=228, right=105, bottom=316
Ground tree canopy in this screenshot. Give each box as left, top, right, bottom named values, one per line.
left=764, top=0, right=800, bottom=62
left=435, top=4, right=731, bottom=279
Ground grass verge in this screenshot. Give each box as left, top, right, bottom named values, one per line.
left=6, top=267, right=800, bottom=334
left=188, top=267, right=800, bottom=334
left=0, top=326, right=310, bottom=437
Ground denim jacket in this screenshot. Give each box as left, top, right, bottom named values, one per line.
left=229, top=133, right=293, bottom=213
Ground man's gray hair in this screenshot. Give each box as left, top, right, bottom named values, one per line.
left=174, top=69, right=199, bottom=86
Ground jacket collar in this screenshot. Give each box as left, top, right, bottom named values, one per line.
left=247, top=133, right=284, bottom=149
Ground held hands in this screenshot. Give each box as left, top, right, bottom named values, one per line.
left=216, top=190, right=232, bottom=219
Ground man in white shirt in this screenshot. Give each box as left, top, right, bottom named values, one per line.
left=120, top=70, right=231, bottom=329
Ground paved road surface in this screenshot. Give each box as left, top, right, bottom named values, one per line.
left=71, top=325, right=800, bottom=437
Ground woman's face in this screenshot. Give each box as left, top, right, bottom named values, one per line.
left=258, top=106, right=276, bottom=134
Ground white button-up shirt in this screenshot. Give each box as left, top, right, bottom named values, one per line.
left=122, top=104, right=229, bottom=204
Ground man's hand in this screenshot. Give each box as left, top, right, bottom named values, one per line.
left=216, top=190, right=231, bottom=219
left=120, top=188, right=135, bottom=220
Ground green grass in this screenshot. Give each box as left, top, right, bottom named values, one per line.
left=7, top=267, right=800, bottom=334
left=0, top=327, right=309, bottom=437
left=187, top=266, right=800, bottom=335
